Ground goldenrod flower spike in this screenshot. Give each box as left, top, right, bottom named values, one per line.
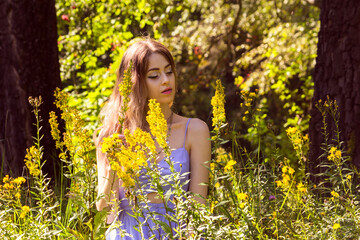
left=327, top=146, right=342, bottom=164
left=24, top=146, right=41, bottom=177
left=147, top=99, right=170, bottom=155
left=49, top=111, right=63, bottom=150
left=101, top=125, right=156, bottom=189
left=211, top=80, right=226, bottom=129
left=118, top=61, right=134, bottom=124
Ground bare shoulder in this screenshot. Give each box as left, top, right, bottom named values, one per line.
left=188, top=118, right=210, bottom=134
left=187, top=118, right=211, bottom=167
left=187, top=118, right=210, bottom=145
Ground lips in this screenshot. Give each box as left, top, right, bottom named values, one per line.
left=161, top=88, right=172, bottom=94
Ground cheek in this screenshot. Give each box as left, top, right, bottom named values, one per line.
left=172, top=76, right=176, bottom=90
left=146, top=81, right=157, bottom=97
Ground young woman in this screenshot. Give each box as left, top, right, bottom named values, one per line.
left=95, top=39, right=211, bottom=239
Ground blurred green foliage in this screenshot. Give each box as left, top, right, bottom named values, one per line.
left=56, top=0, right=319, bottom=165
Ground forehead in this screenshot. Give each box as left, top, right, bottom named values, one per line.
left=147, top=53, right=170, bottom=70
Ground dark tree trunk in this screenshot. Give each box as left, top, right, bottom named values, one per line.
left=0, top=0, right=61, bottom=178
left=309, top=0, right=360, bottom=177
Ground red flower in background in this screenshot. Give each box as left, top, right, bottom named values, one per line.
left=111, top=43, right=117, bottom=51
left=194, top=46, right=201, bottom=55
left=61, top=14, right=70, bottom=22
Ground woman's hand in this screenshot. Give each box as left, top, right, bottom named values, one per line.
left=96, top=128, right=125, bottom=212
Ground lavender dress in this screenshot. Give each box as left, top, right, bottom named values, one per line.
left=106, top=119, right=192, bottom=240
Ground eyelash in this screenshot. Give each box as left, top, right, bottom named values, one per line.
left=148, top=70, right=173, bottom=79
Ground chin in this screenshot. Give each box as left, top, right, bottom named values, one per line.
left=156, top=99, right=174, bottom=106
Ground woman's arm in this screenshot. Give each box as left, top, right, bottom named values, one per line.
left=96, top=146, right=119, bottom=223
left=188, top=118, right=211, bottom=205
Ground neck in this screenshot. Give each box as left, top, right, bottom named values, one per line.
left=160, top=104, right=173, bottom=121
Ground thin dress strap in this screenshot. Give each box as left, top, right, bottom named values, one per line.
left=183, top=118, right=191, bottom=148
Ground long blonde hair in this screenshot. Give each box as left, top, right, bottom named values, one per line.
left=94, top=39, right=177, bottom=146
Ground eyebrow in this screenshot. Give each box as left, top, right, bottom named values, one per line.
left=147, top=63, right=171, bottom=72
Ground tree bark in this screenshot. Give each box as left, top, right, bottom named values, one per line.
left=0, top=0, right=61, bottom=178
left=309, top=0, right=360, bottom=176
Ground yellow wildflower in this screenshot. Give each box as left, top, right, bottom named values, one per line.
left=347, top=175, right=352, bottom=180
left=20, top=205, right=30, bottom=218
left=297, top=182, right=307, bottom=193
left=329, top=147, right=336, bottom=154
left=331, top=191, right=339, bottom=198
left=215, top=147, right=227, bottom=163
left=118, top=61, right=133, bottom=120
left=303, top=134, right=309, bottom=141
left=332, top=223, right=340, bottom=230
left=335, top=150, right=341, bottom=158
left=49, top=111, right=62, bottom=149
left=102, top=127, right=156, bottom=188
left=294, top=139, right=301, bottom=144
left=237, top=192, right=248, bottom=201
left=59, top=152, right=67, bottom=160
left=101, top=133, right=121, bottom=153
left=282, top=174, right=290, bottom=186
left=328, top=147, right=341, bottom=164
left=54, top=88, right=68, bottom=110
left=282, top=166, right=288, bottom=173
left=15, top=192, right=21, bottom=199
left=288, top=167, right=295, bottom=175
left=286, top=127, right=297, bottom=135
left=3, top=175, right=9, bottom=183
left=275, top=180, right=282, bottom=187
left=249, top=92, right=256, bottom=98
left=24, top=146, right=41, bottom=177
left=147, top=99, right=169, bottom=154
left=211, top=80, right=226, bottom=128
left=214, top=182, right=220, bottom=188
left=210, top=163, right=215, bottom=171
left=210, top=202, right=215, bottom=213
left=224, top=160, right=236, bottom=172
left=328, top=147, right=336, bottom=161
left=234, top=76, right=244, bottom=86
left=13, top=177, right=26, bottom=185
left=52, top=88, right=93, bottom=167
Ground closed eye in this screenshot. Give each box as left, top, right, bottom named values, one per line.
left=166, top=68, right=173, bottom=75
left=148, top=73, right=160, bottom=79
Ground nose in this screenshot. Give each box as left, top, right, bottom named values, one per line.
left=161, top=72, right=169, bottom=84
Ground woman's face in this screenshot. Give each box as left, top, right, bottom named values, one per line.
left=145, top=53, right=175, bottom=106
